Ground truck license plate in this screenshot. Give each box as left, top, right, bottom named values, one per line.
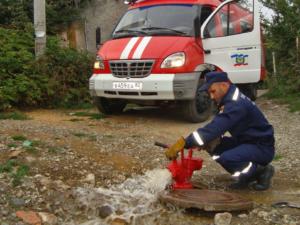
left=112, top=82, right=143, bottom=90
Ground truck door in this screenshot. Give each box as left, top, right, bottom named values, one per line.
left=200, top=0, right=261, bottom=84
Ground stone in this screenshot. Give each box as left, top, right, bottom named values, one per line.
left=25, top=156, right=37, bottom=163
left=1, top=210, right=9, bottom=216
left=98, top=205, right=113, bottom=219
left=111, top=218, right=128, bottom=225
left=38, top=212, right=58, bottom=225
left=238, top=214, right=248, bottom=218
left=16, top=211, right=42, bottom=225
left=214, top=212, right=232, bottom=225
left=257, top=211, right=269, bottom=220
left=9, top=150, right=23, bottom=159
left=10, top=197, right=26, bottom=207
left=84, top=173, right=96, bottom=187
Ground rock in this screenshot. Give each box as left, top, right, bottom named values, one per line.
left=83, top=173, right=96, bottom=187
left=111, top=218, right=128, bottom=225
left=25, top=156, right=37, bottom=163
left=53, top=180, right=70, bottom=190
left=16, top=211, right=42, bottom=225
left=214, top=212, right=232, bottom=225
left=38, top=212, right=58, bottom=225
left=10, top=197, right=26, bottom=207
left=98, top=205, right=113, bottom=219
left=1, top=209, right=9, bottom=216
left=238, top=214, right=248, bottom=218
left=9, top=150, right=23, bottom=159
left=257, top=211, right=269, bottom=220
left=37, top=175, right=51, bottom=187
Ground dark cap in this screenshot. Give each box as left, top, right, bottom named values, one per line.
left=199, top=71, right=230, bottom=91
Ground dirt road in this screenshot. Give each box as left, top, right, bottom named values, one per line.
left=0, top=96, right=299, bottom=225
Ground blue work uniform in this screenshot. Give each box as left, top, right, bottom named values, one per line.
left=185, top=84, right=275, bottom=179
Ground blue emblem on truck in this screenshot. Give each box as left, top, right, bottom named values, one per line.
left=231, top=54, right=249, bottom=66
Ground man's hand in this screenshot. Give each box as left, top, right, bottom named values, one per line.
left=165, top=137, right=186, bottom=160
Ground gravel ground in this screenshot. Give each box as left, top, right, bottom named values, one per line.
left=0, top=96, right=299, bottom=225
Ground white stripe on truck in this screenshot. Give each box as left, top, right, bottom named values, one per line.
left=133, top=37, right=152, bottom=59
left=120, top=37, right=139, bottom=59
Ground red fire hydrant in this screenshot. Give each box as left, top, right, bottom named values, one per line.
left=155, top=142, right=203, bottom=190
left=167, top=148, right=203, bottom=189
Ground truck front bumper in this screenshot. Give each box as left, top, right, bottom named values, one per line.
left=89, top=73, right=200, bottom=100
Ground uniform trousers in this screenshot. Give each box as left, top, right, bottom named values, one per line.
left=212, top=137, right=275, bottom=179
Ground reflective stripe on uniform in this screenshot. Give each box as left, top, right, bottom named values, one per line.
left=212, top=155, right=220, bottom=160
left=232, top=162, right=253, bottom=177
left=232, top=88, right=240, bottom=101
left=192, top=131, right=204, bottom=146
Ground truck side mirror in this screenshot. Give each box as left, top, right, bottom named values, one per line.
left=96, top=27, right=101, bottom=50
left=194, top=16, right=200, bottom=38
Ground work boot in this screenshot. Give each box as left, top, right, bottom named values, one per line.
left=228, top=175, right=255, bottom=190
left=252, top=165, right=275, bottom=191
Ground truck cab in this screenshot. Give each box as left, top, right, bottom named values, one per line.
left=89, top=0, right=265, bottom=122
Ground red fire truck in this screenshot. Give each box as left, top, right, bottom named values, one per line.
left=89, top=0, right=266, bottom=122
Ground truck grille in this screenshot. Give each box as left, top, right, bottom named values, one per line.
left=109, top=60, right=154, bottom=78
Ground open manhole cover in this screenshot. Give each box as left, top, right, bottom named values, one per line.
left=159, top=189, right=253, bottom=211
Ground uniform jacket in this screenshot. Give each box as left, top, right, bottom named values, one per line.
left=185, top=85, right=275, bottom=148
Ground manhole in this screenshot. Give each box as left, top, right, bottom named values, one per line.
left=159, top=189, right=253, bottom=211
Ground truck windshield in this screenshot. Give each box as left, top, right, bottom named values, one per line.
left=113, top=4, right=200, bottom=38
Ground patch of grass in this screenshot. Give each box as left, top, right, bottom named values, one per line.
left=72, top=132, right=88, bottom=137
left=69, top=118, right=83, bottom=122
left=7, top=143, right=18, bottom=148
left=12, top=135, right=27, bottom=141
left=0, top=160, right=17, bottom=173
left=48, top=146, right=63, bottom=154
left=63, top=102, right=94, bottom=110
left=266, top=77, right=300, bottom=112
left=89, top=114, right=105, bottom=120
left=0, top=160, right=30, bottom=186
left=22, top=140, right=42, bottom=154
left=70, top=111, right=105, bottom=120
left=274, top=154, right=283, bottom=161
left=0, top=112, right=29, bottom=120
left=11, top=165, right=29, bottom=187
left=266, top=94, right=300, bottom=112
left=88, top=135, right=97, bottom=142
left=24, top=146, right=37, bottom=154
left=103, top=134, right=114, bottom=138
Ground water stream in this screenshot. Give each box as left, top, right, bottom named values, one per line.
left=71, top=169, right=175, bottom=225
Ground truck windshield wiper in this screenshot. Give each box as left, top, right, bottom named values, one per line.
left=115, top=29, right=147, bottom=35
left=141, top=27, right=188, bottom=35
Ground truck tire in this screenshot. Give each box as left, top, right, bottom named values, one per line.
left=238, top=84, right=257, bottom=101
left=93, top=97, right=126, bottom=114
left=182, top=86, right=212, bottom=123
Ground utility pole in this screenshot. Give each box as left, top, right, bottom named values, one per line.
left=34, top=0, right=46, bottom=58
left=296, top=36, right=299, bottom=64
left=272, top=51, right=277, bottom=77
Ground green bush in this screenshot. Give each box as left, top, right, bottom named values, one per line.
left=0, top=28, right=93, bottom=110
left=266, top=62, right=300, bottom=111
left=35, top=37, right=93, bottom=107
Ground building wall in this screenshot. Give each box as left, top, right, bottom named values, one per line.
left=82, top=0, right=127, bottom=53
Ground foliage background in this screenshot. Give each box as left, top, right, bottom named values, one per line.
left=261, top=0, right=300, bottom=111
left=0, top=0, right=93, bottom=111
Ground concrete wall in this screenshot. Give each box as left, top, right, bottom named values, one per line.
left=82, top=0, right=127, bottom=53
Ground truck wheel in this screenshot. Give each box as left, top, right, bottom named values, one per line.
left=238, top=84, right=257, bottom=101
left=93, top=97, right=126, bottom=114
left=182, top=87, right=212, bottom=123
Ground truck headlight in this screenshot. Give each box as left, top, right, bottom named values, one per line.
left=161, top=52, right=185, bottom=68
left=94, top=55, right=105, bottom=70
